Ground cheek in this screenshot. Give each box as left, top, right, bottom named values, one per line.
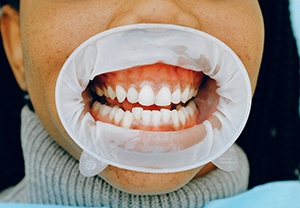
left=20, top=13, right=103, bottom=155
left=191, top=3, right=264, bottom=93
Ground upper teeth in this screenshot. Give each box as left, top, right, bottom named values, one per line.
left=94, top=84, right=198, bottom=106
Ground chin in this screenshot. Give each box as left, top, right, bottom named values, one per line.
left=99, top=165, right=202, bottom=195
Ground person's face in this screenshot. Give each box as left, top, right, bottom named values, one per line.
left=1, top=0, right=264, bottom=194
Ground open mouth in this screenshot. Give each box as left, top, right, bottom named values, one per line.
left=55, top=24, right=252, bottom=174
left=89, top=63, right=215, bottom=131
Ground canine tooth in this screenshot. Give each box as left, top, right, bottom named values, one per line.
left=122, top=111, right=133, bottom=128
left=178, top=110, right=186, bottom=125
left=107, top=86, right=116, bottom=100
left=132, top=107, right=143, bottom=120
left=139, top=85, right=155, bottom=106
left=171, top=110, right=179, bottom=128
left=161, top=109, right=171, bottom=123
left=116, top=85, right=126, bottom=102
left=127, top=87, right=139, bottom=103
left=114, top=108, right=124, bottom=124
left=141, top=110, right=152, bottom=125
left=100, top=105, right=111, bottom=117
left=109, top=106, right=119, bottom=120
left=171, top=88, right=181, bottom=104
left=155, top=87, right=171, bottom=106
left=152, top=110, right=162, bottom=126
left=181, top=87, right=190, bottom=103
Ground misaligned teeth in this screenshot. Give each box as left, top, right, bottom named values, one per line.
left=92, top=101, right=197, bottom=129
left=94, top=84, right=198, bottom=106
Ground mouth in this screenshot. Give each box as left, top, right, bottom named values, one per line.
left=89, top=63, right=214, bottom=131
left=55, top=24, right=252, bottom=174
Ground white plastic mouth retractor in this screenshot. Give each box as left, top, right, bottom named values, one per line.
left=55, top=24, right=252, bottom=176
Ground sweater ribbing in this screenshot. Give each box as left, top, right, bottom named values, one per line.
left=0, top=106, right=249, bottom=207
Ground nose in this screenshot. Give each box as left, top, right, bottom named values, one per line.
left=108, top=0, right=200, bottom=29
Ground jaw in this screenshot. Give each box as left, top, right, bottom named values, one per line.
left=100, top=165, right=203, bottom=195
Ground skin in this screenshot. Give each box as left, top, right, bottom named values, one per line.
left=1, top=0, right=264, bottom=195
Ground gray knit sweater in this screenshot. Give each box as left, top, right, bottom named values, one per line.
left=0, top=106, right=249, bottom=207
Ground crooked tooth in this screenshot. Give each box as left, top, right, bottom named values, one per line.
left=127, top=87, right=139, bottom=103
left=114, top=108, right=124, bottom=124
left=138, top=85, right=155, bottom=106
left=152, top=110, right=162, bottom=126
left=171, top=110, right=179, bottom=128
left=107, top=86, right=116, bottom=100
left=141, top=110, right=152, bottom=125
left=132, top=107, right=143, bottom=120
left=181, top=87, right=190, bottom=103
left=155, top=86, right=171, bottom=106
left=122, top=111, right=133, bottom=128
left=116, top=85, right=127, bottom=102
left=171, top=88, right=181, bottom=104
left=161, top=109, right=171, bottom=123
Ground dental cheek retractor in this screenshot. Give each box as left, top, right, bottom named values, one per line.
left=55, top=24, right=252, bottom=177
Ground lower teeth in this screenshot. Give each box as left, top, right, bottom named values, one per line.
left=91, top=101, right=198, bottom=130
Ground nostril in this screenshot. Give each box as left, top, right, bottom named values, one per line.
left=108, top=0, right=200, bottom=30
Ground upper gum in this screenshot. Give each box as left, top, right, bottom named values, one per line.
left=91, top=63, right=204, bottom=92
